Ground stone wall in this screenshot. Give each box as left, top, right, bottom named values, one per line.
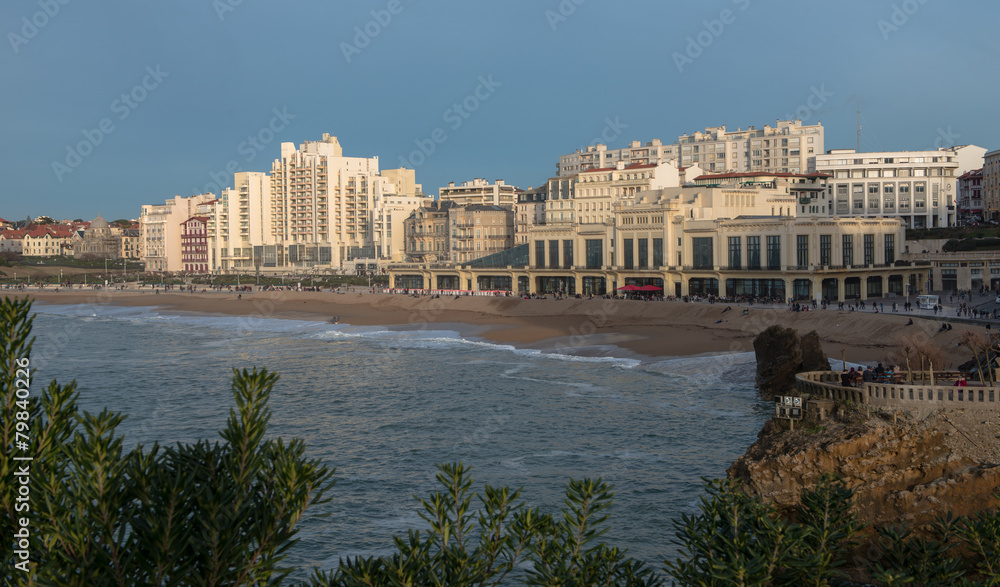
left=796, top=371, right=1000, bottom=414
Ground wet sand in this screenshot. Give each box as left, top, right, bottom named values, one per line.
left=5, top=288, right=983, bottom=366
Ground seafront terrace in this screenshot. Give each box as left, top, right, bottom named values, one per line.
left=796, top=371, right=1000, bottom=414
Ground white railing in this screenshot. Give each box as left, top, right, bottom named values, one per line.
left=795, top=371, right=1000, bottom=412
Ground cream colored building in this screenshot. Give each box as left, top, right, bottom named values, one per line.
left=267, top=133, right=426, bottom=270
left=120, top=228, right=140, bottom=260
left=391, top=183, right=915, bottom=300
left=402, top=202, right=515, bottom=266
left=558, top=139, right=677, bottom=176
left=439, top=178, right=518, bottom=207
left=210, top=171, right=273, bottom=272
left=815, top=148, right=961, bottom=228
left=516, top=186, right=548, bottom=245
left=381, top=167, right=424, bottom=198
left=984, top=149, right=1000, bottom=221
left=570, top=160, right=699, bottom=226
left=693, top=172, right=832, bottom=217
left=403, top=200, right=455, bottom=264
left=677, top=119, right=823, bottom=174
left=140, top=194, right=217, bottom=272
left=0, top=230, right=24, bottom=254
left=375, top=193, right=431, bottom=261
left=556, top=120, right=824, bottom=178
left=449, top=205, right=515, bottom=265
left=21, top=226, right=75, bottom=257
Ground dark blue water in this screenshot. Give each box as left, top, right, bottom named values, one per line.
left=29, top=303, right=770, bottom=577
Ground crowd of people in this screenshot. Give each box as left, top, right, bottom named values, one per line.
left=841, top=363, right=900, bottom=387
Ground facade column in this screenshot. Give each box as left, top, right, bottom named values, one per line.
left=811, top=276, right=822, bottom=302
left=837, top=278, right=845, bottom=302
left=785, top=278, right=794, bottom=303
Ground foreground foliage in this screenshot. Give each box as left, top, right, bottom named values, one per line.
left=309, top=464, right=662, bottom=586
left=1, top=297, right=336, bottom=586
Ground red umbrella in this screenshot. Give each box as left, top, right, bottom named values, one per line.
left=638, top=285, right=663, bottom=291
left=616, top=284, right=641, bottom=291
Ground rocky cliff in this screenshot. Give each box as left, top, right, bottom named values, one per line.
left=728, top=407, right=1000, bottom=543
left=753, top=325, right=829, bottom=398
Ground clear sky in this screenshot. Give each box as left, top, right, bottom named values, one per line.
left=2, top=0, right=998, bottom=221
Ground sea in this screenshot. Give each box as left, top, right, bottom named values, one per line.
left=27, top=302, right=772, bottom=580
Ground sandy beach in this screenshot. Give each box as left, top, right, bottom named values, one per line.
left=5, top=288, right=987, bottom=367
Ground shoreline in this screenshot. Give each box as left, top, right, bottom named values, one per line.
left=4, top=288, right=986, bottom=367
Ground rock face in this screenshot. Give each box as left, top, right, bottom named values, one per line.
left=728, top=409, right=1000, bottom=547
left=753, top=325, right=829, bottom=398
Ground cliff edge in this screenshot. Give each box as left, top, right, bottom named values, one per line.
left=728, top=407, right=1000, bottom=536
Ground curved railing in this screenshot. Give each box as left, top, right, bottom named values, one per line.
left=795, top=371, right=1000, bottom=413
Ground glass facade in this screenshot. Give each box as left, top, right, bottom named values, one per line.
left=535, top=240, right=545, bottom=268
left=652, top=238, right=663, bottom=267
left=728, top=236, right=741, bottom=269
left=884, top=234, right=894, bottom=264
left=819, top=235, right=831, bottom=266
left=637, top=238, right=648, bottom=269
left=864, top=234, right=874, bottom=265
left=747, top=236, right=761, bottom=269
left=582, top=276, right=606, bottom=295
left=585, top=239, right=603, bottom=270
left=796, top=235, right=808, bottom=268
left=692, top=237, right=713, bottom=270
left=842, top=235, right=853, bottom=266
left=766, top=236, right=781, bottom=270
left=623, top=239, right=634, bottom=269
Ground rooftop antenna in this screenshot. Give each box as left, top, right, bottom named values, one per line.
left=856, top=104, right=861, bottom=152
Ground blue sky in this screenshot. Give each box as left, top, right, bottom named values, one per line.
left=1, top=0, right=998, bottom=221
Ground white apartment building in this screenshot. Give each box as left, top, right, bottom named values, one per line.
left=984, top=149, right=1000, bottom=221
left=439, top=178, right=518, bottom=207
left=0, top=230, right=25, bottom=254
left=676, top=119, right=823, bottom=174
left=815, top=148, right=960, bottom=228
left=380, top=167, right=424, bottom=198
left=693, top=172, right=833, bottom=218
left=555, top=120, right=823, bottom=177
left=267, top=133, right=426, bottom=270
left=557, top=139, right=677, bottom=176
left=568, top=159, right=697, bottom=226
left=951, top=145, right=988, bottom=177
left=212, top=172, right=272, bottom=272
left=140, top=194, right=217, bottom=272
left=373, top=191, right=430, bottom=261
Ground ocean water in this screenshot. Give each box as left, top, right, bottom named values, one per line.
left=27, top=302, right=770, bottom=578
